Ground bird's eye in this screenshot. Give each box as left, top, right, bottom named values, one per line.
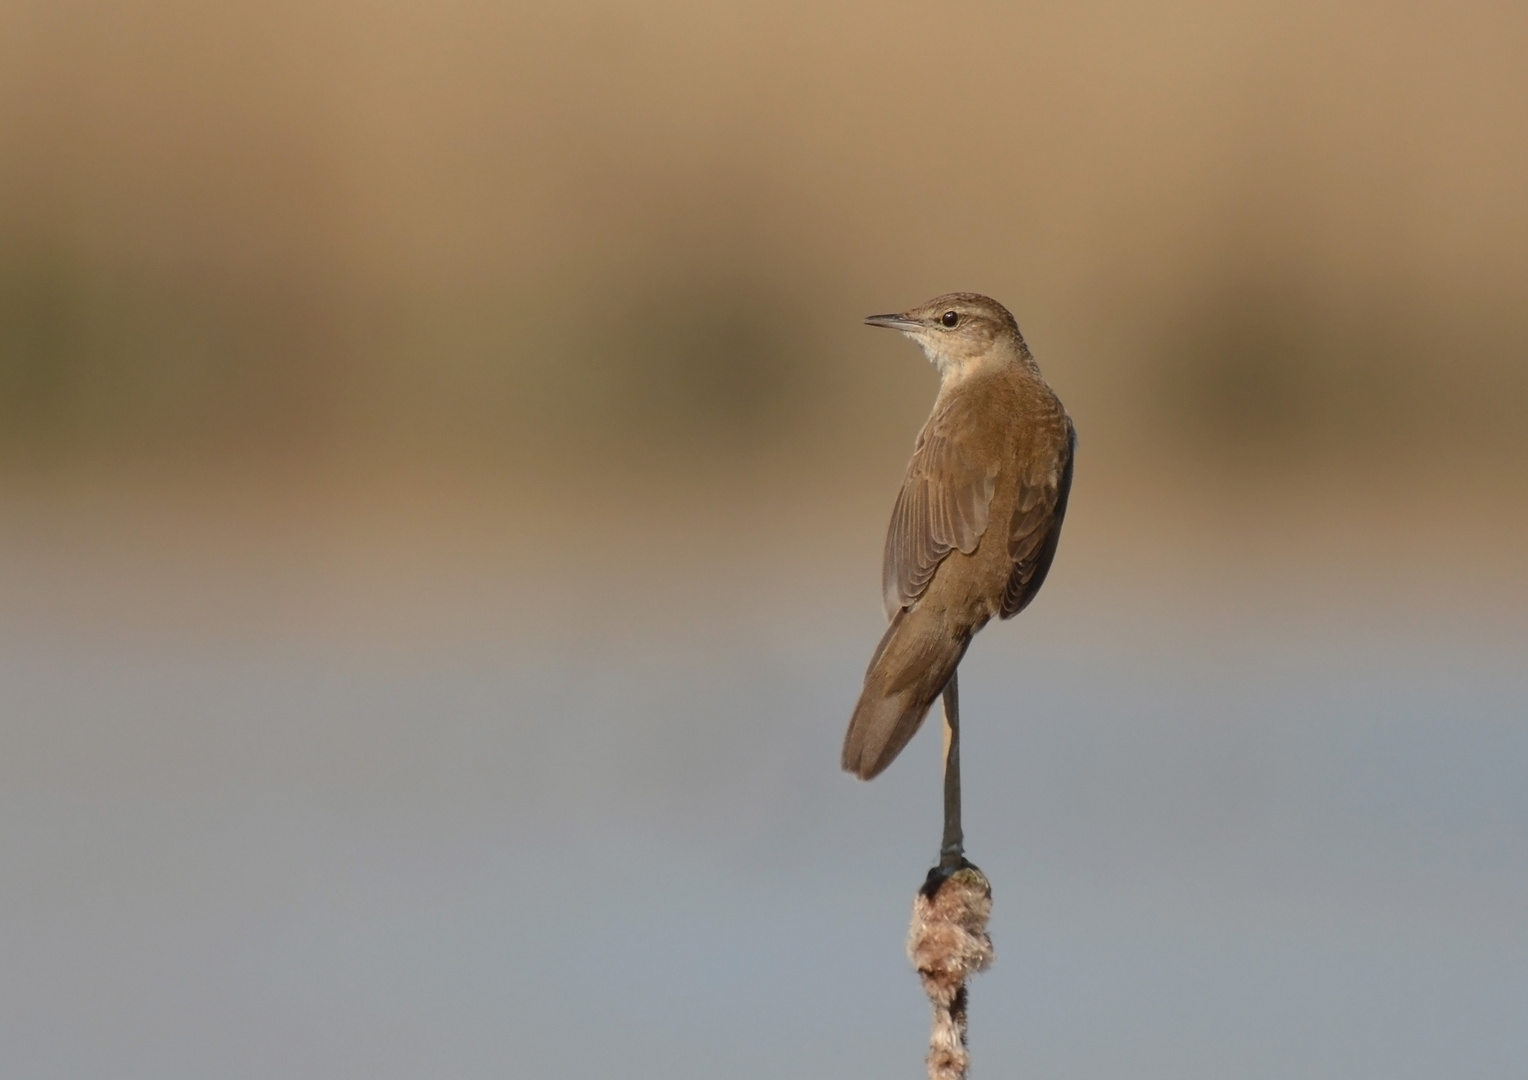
left=941, top=310, right=959, bottom=328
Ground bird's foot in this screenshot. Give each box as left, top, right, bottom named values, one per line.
left=922, top=852, right=980, bottom=899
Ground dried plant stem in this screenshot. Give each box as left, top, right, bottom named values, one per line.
left=908, top=672, right=993, bottom=1080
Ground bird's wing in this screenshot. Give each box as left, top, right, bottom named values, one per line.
left=1000, top=416, right=1075, bottom=619
left=882, top=396, right=999, bottom=618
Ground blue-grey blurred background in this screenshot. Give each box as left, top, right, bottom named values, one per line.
left=1, top=1, right=1526, bottom=1076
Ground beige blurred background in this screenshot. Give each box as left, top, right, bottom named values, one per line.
left=1, top=2, right=1525, bottom=1078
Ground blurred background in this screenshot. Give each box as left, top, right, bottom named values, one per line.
left=1, top=0, right=1526, bottom=1076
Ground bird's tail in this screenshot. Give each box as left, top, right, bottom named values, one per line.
left=842, top=607, right=971, bottom=780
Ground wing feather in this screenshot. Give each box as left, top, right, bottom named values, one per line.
left=1000, top=418, right=1076, bottom=619
left=882, top=400, right=999, bottom=617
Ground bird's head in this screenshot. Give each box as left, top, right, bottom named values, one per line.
left=864, top=293, right=1028, bottom=380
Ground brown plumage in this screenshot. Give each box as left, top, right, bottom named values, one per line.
left=842, top=293, right=1074, bottom=780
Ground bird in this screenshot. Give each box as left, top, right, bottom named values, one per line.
left=842, top=293, right=1075, bottom=784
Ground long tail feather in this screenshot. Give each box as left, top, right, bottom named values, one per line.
left=842, top=608, right=969, bottom=780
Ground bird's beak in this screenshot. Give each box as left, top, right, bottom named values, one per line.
left=864, top=313, right=922, bottom=332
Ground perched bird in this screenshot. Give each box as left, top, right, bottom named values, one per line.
left=842, top=293, right=1075, bottom=782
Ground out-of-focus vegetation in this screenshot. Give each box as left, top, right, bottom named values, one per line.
left=1, top=14, right=1524, bottom=1075
left=1, top=0, right=1524, bottom=515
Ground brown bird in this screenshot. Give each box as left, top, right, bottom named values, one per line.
left=842, top=293, right=1075, bottom=790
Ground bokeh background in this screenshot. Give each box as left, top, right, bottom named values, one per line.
left=2, top=1, right=1526, bottom=1076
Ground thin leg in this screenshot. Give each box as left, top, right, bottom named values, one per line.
left=939, top=670, right=963, bottom=868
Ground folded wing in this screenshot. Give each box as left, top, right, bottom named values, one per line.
left=1001, top=417, right=1075, bottom=619
left=882, top=397, right=1000, bottom=618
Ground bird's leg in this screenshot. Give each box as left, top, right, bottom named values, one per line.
left=939, top=671, right=964, bottom=870
left=914, top=669, right=991, bottom=1080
